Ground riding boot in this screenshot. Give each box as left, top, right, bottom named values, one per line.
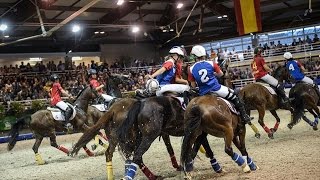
left=64, top=107, right=73, bottom=130
left=107, top=98, right=117, bottom=109
left=183, top=91, right=190, bottom=107
left=276, top=84, right=290, bottom=108
left=230, top=96, right=251, bottom=124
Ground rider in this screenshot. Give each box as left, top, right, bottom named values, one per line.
left=50, top=74, right=73, bottom=128
left=188, top=45, right=251, bottom=124
left=146, top=46, right=190, bottom=106
left=88, top=69, right=115, bottom=105
left=251, top=47, right=290, bottom=107
left=284, top=52, right=320, bottom=95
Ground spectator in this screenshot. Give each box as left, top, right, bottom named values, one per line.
left=313, top=34, right=319, bottom=43
left=306, top=35, right=312, bottom=44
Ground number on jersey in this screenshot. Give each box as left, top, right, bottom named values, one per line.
left=252, top=62, right=257, bottom=70
left=198, top=69, right=209, bottom=83
left=288, top=64, right=295, bottom=71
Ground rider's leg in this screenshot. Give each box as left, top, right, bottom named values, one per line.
left=301, top=76, right=320, bottom=97
left=101, top=94, right=114, bottom=103
left=214, top=85, right=251, bottom=123
left=56, top=101, right=73, bottom=128
left=261, top=74, right=289, bottom=104
left=156, top=84, right=190, bottom=106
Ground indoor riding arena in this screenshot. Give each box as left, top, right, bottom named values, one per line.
left=0, top=0, right=320, bottom=180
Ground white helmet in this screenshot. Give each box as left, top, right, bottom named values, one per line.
left=284, top=52, right=292, bottom=59
left=145, top=79, right=159, bottom=95
left=169, top=46, right=184, bottom=56
left=191, top=45, right=206, bottom=57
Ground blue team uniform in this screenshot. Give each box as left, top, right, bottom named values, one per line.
left=286, top=60, right=305, bottom=81
left=189, top=61, right=221, bottom=95
left=156, top=60, right=176, bottom=85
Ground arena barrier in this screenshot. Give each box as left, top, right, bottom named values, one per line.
left=0, top=132, right=66, bottom=144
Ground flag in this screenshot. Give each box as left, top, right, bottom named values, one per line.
left=234, top=0, right=262, bottom=35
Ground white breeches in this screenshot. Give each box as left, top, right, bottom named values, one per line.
left=260, top=74, right=279, bottom=87
left=211, top=85, right=235, bottom=100
left=101, top=94, right=115, bottom=102
left=301, top=76, right=314, bottom=84
left=156, top=84, right=190, bottom=96
left=56, top=101, right=68, bottom=111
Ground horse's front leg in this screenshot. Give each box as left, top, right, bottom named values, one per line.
left=269, top=110, right=280, bottom=135
left=256, top=105, right=273, bottom=139
left=161, top=134, right=181, bottom=170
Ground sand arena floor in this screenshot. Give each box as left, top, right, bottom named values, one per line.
left=0, top=110, right=319, bottom=180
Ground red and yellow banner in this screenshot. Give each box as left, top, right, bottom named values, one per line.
left=234, top=0, right=262, bottom=35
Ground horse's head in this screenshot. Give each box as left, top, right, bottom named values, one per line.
left=105, top=74, right=123, bottom=98
left=272, top=65, right=290, bottom=82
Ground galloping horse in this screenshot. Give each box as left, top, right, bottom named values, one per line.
left=7, top=86, right=100, bottom=165
left=239, top=66, right=291, bottom=138
left=288, top=82, right=319, bottom=130
left=181, top=95, right=259, bottom=179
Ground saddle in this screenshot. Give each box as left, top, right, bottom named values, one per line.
left=47, top=103, right=76, bottom=121
left=254, top=81, right=277, bottom=95
left=91, top=104, right=107, bottom=112
left=217, top=97, right=240, bottom=115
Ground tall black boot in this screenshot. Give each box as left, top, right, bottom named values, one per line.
left=230, top=96, right=251, bottom=124
left=276, top=84, right=290, bottom=107
left=64, top=107, right=73, bottom=129
left=183, top=91, right=190, bottom=107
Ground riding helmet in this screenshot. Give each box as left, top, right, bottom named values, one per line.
left=50, top=74, right=59, bottom=81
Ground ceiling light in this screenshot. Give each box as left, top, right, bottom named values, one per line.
left=100, top=31, right=105, bottom=34
left=0, top=24, right=8, bottom=31
left=72, top=56, right=82, bottom=61
left=94, top=31, right=99, bottom=34
left=117, top=0, right=124, bottom=5
left=170, top=29, right=174, bottom=32
left=217, top=16, right=222, bottom=19
left=132, top=26, right=140, bottom=33
left=223, top=15, right=228, bottom=18
left=29, top=57, right=42, bottom=62
left=4, top=35, right=9, bottom=38
left=162, top=29, right=167, bottom=32
left=144, top=32, right=148, bottom=36
left=72, top=25, right=80, bottom=33
left=177, top=3, right=184, bottom=9
left=68, top=50, right=72, bottom=53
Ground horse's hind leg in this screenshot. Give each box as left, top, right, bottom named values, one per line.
left=224, top=127, right=250, bottom=173
left=257, top=105, right=273, bottom=138
left=125, top=135, right=158, bottom=180
left=161, top=134, right=180, bottom=170
left=232, top=126, right=258, bottom=171
left=308, top=106, right=319, bottom=130
left=105, top=139, right=117, bottom=180
left=32, top=134, right=45, bottom=165
left=48, top=132, right=69, bottom=154
left=269, top=110, right=280, bottom=135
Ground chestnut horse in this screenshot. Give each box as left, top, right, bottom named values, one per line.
left=181, top=95, right=259, bottom=179
left=288, top=82, right=319, bottom=130
left=7, top=86, right=100, bottom=165
left=239, top=66, right=291, bottom=138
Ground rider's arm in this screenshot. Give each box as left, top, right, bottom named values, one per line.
left=150, top=67, right=167, bottom=78
left=297, top=61, right=306, bottom=72
left=213, top=63, right=224, bottom=77
left=61, top=88, right=72, bottom=98
left=188, top=69, right=196, bottom=88
left=95, top=84, right=104, bottom=91
left=175, top=76, right=189, bottom=85
left=263, top=64, right=273, bottom=72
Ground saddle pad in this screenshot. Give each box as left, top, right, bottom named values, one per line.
left=255, top=82, right=277, bottom=95
left=47, top=103, right=76, bottom=121
left=91, top=104, right=107, bottom=112
left=172, top=97, right=186, bottom=110
left=217, top=97, right=240, bottom=115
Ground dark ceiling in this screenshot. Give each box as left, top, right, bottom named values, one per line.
left=0, top=0, right=319, bottom=54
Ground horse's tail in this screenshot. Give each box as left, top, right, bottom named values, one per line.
left=117, top=100, right=142, bottom=144
left=70, top=111, right=112, bottom=155
left=291, top=93, right=305, bottom=125
left=181, top=105, right=202, bottom=170
left=7, top=115, right=31, bottom=151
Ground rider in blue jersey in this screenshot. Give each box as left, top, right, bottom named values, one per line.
left=188, top=45, right=251, bottom=123
left=284, top=52, right=320, bottom=94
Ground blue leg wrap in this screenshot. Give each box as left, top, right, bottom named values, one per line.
left=125, top=163, right=138, bottom=180
left=185, top=160, right=194, bottom=172
left=314, top=118, right=319, bottom=126
left=232, top=153, right=245, bottom=166
left=125, top=160, right=132, bottom=174
left=247, top=157, right=257, bottom=170
left=210, top=158, right=222, bottom=172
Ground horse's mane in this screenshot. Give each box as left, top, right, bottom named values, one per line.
left=75, top=86, right=89, bottom=100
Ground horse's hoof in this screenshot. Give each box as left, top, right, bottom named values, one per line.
left=313, top=126, right=318, bottom=131
left=255, top=133, right=261, bottom=139
left=176, top=166, right=183, bottom=171
left=242, top=164, right=251, bottom=173
left=36, top=161, right=46, bottom=165
left=287, top=124, right=293, bottom=129
left=91, top=144, right=97, bottom=151
left=268, top=133, right=274, bottom=139
left=270, top=128, right=277, bottom=133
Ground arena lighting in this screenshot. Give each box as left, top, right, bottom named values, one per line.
left=29, top=57, right=42, bottom=62
left=94, top=31, right=99, bottom=34
left=72, top=24, right=81, bottom=33
left=132, top=26, right=140, bottom=33
left=0, top=24, right=8, bottom=31
left=217, top=16, right=222, bottom=19
left=177, top=3, right=184, bottom=9
left=117, top=0, right=124, bottom=5
left=170, top=28, right=174, bottom=32
left=71, top=56, right=82, bottom=61
left=4, top=35, right=9, bottom=38
left=223, top=15, right=228, bottom=18
left=100, top=31, right=105, bottom=34
left=162, top=29, right=167, bottom=33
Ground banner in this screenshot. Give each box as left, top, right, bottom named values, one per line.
left=234, top=0, right=262, bottom=35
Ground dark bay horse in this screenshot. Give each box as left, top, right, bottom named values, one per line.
left=239, top=66, right=291, bottom=138
left=7, top=86, right=99, bottom=165
left=288, top=82, right=319, bottom=130
left=181, top=95, right=259, bottom=179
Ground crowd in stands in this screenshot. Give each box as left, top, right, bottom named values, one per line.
left=1, top=34, right=320, bottom=102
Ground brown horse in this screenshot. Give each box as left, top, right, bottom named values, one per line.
left=288, top=82, right=319, bottom=130
left=7, top=86, right=100, bottom=165
left=181, top=95, right=259, bottom=179
left=239, top=66, right=291, bottom=138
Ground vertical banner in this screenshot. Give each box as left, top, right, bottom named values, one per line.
left=234, top=0, right=262, bottom=35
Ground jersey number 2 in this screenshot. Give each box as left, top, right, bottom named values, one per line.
left=198, top=69, right=209, bottom=83
left=288, top=64, right=295, bottom=71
